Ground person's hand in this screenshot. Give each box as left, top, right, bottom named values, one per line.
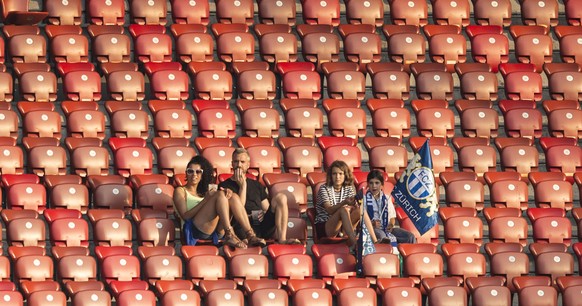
left=232, top=167, right=246, bottom=187
left=386, top=224, right=394, bottom=232
left=221, top=187, right=233, bottom=200
left=257, top=211, right=264, bottom=222
left=251, top=210, right=265, bottom=223
left=372, top=220, right=381, bottom=229
left=343, top=196, right=356, bottom=206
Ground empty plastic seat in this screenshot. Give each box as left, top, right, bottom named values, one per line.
left=532, top=216, right=572, bottom=245
left=19, top=71, right=57, bottom=101
left=27, top=291, right=66, bottom=306
left=326, top=70, right=366, bottom=100
left=284, top=107, right=324, bottom=138
left=456, top=142, right=497, bottom=178
left=197, top=108, right=236, bottom=138
left=403, top=252, right=444, bottom=285
left=424, top=25, right=466, bottom=71
left=383, top=25, right=426, bottom=67
left=511, top=25, right=552, bottom=72
left=6, top=183, right=46, bottom=213
left=0, top=72, right=13, bottom=102
left=489, top=216, right=528, bottom=245
left=6, top=29, right=47, bottom=63
left=428, top=285, right=467, bottom=306
left=327, top=107, right=366, bottom=139
left=92, top=33, right=131, bottom=63
left=467, top=25, right=509, bottom=72
left=237, top=70, right=277, bottom=100
left=300, top=27, right=340, bottom=69
left=520, top=0, right=558, bottom=27
left=87, top=0, right=125, bottom=25
left=193, top=70, right=233, bottom=100
left=7, top=218, right=45, bottom=247
left=411, top=64, right=454, bottom=101
left=27, top=145, right=66, bottom=176
left=456, top=64, right=498, bottom=101
left=175, top=32, right=213, bottom=63
left=45, top=0, right=82, bottom=25
left=257, top=0, right=295, bottom=25
left=215, top=0, right=253, bottom=24
left=57, top=254, right=101, bottom=295
left=514, top=276, right=558, bottom=306
left=94, top=218, right=132, bottom=247
left=545, top=145, right=582, bottom=178
left=130, top=0, right=167, bottom=25
left=432, top=0, right=470, bottom=27
left=93, top=184, right=132, bottom=211
left=134, top=33, right=173, bottom=63
left=538, top=184, right=574, bottom=213
left=444, top=216, right=484, bottom=245
left=150, top=70, right=189, bottom=100
left=70, top=146, right=109, bottom=177
left=256, top=26, right=297, bottom=63
left=388, top=0, right=428, bottom=26
left=282, top=70, right=321, bottom=100
left=216, top=32, right=255, bottom=63
left=63, top=70, right=101, bottom=101
left=302, top=0, right=340, bottom=26
left=487, top=175, right=529, bottom=210
left=49, top=32, right=88, bottom=63
left=342, top=30, right=381, bottom=71
left=413, top=109, right=454, bottom=142
left=171, top=0, right=209, bottom=24
left=107, top=71, right=145, bottom=101
left=548, top=109, right=582, bottom=138
left=110, top=109, right=149, bottom=139
left=473, top=0, right=512, bottom=26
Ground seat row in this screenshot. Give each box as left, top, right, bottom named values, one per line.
left=1, top=240, right=582, bottom=306
left=4, top=22, right=582, bottom=77
left=6, top=0, right=579, bottom=28
left=0, top=204, right=576, bottom=252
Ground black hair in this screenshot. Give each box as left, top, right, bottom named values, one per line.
left=367, top=169, right=385, bottom=185
left=187, top=156, right=215, bottom=196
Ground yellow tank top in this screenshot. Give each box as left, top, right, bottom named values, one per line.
left=180, top=187, right=203, bottom=226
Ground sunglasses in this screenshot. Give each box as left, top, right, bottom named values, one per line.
left=186, top=169, right=204, bottom=175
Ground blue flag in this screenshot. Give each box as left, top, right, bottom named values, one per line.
left=391, top=140, right=438, bottom=235
left=356, top=193, right=376, bottom=274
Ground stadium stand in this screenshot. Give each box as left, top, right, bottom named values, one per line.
left=0, top=0, right=579, bottom=305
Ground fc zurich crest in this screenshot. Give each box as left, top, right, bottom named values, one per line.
left=406, top=167, right=435, bottom=200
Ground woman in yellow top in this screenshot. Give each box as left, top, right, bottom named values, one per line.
left=173, top=156, right=265, bottom=249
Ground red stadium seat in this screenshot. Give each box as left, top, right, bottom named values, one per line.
left=473, top=0, right=512, bottom=26
left=302, top=0, right=339, bottom=26
left=520, top=0, right=558, bottom=27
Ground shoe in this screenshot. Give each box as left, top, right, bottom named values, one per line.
left=245, top=229, right=267, bottom=248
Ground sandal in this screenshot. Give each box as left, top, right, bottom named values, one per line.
left=280, top=238, right=302, bottom=245
left=224, top=227, right=247, bottom=249
left=245, top=229, right=267, bottom=248
left=378, top=237, right=393, bottom=244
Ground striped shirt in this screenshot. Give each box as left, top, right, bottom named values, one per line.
left=314, top=184, right=356, bottom=224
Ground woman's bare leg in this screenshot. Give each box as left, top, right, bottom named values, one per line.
left=325, top=205, right=357, bottom=246
left=191, top=191, right=229, bottom=235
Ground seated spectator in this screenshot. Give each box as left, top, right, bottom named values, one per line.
left=173, top=156, right=266, bottom=249
left=314, top=160, right=378, bottom=247
left=219, top=148, right=301, bottom=245
left=362, top=170, right=416, bottom=244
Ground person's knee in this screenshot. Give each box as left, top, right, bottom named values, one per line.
left=272, top=193, right=287, bottom=208
left=339, top=205, right=352, bottom=217
left=407, top=232, right=416, bottom=243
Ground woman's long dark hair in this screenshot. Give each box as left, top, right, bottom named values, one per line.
left=187, top=156, right=215, bottom=196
